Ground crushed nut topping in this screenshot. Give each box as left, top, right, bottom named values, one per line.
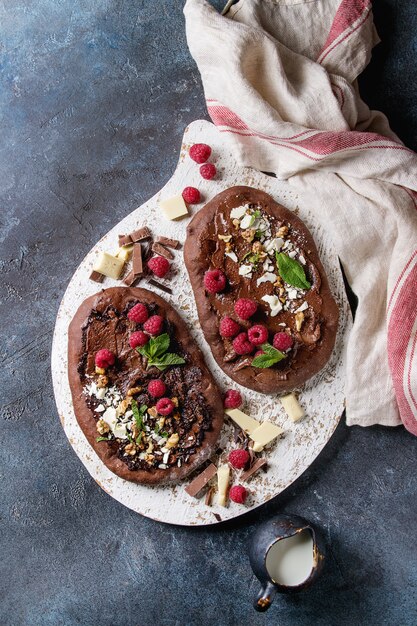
left=96, top=419, right=110, bottom=435
left=295, top=311, right=305, bottom=331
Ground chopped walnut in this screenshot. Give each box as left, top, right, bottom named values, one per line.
left=278, top=287, right=286, bottom=297
left=224, top=242, right=232, bottom=253
left=171, top=397, right=179, bottom=408
left=146, top=441, right=154, bottom=454
left=127, top=386, right=142, bottom=396
left=241, top=228, right=256, bottom=243
left=279, top=297, right=286, bottom=304
left=218, top=234, right=232, bottom=242
left=131, top=424, right=140, bottom=439
left=96, top=419, right=110, bottom=435
left=232, top=218, right=240, bottom=229
left=277, top=225, right=289, bottom=238
left=95, top=366, right=106, bottom=375
left=148, top=406, right=158, bottom=418
left=116, top=398, right=131, bottom=416
left=295, top=311, right=305, bottom=332
left=145, top=454, right=155, bottom=463
left=166, top=433, right=179, bottom=448
left=96, top=374, right=108, bottom=388
left=252, top=241, right=264, bottom=254
left=157, top=417, right=165, bottom=428
left=125, top=442, right=137, bottom=456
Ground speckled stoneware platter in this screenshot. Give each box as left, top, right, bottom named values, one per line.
left=52, top=120, right=351, bottom=526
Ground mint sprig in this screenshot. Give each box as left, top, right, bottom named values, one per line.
left=96, top=436, right=110, bottom=443
left=136, top=333, right=186, bottom=371
left=275, top=252, right=311, bottom=290
left=252, top=343, right=287, bottom=369
left=131, top=399, right=147, bottom=431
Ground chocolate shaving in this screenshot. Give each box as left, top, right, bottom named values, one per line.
left=89, top=270, right=104, bottom=283
left=147, top=279, right=172, bottom=294
left=118, top=234, right=132, bottom=247
left=241, top=458, right=267, bottom=481
left=205, top=487, right=214, bottom=506
left=123, top=270, right=141, bottom=287
left=185, top=462, right=217, bottom=498
left=213, top=513, right=222, bottom=522
left=152, top=242, right=174, bottom=260
left=233, top=358, right=253, bottom=372
left=129, top=226, right=151, bottom=242
left=132, top=243, right=143, bottom=276
left=155, top=235, right=180, bottom=249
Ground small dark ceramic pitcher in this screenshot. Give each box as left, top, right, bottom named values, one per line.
left=249, top=514, right=326, bottom=612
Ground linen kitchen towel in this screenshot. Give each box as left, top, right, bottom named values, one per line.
left=184, top=0, right=417, bottom=435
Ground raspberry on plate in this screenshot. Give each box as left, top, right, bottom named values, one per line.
left=233, top=332, right=255, bottom=355
left=229, top=485, right=248, bottom=504
left=189, top=143, right=212, bottom=164
left=224, top=389, right=242, bottom=409
left=204, top=269, right=227, bottom=294
left=219, top=317, right=240, bottom=338
left=128, top=302, right=149, bottom=324
left=148, top=255, right=170, bottom=278
left=143, top=315, right=164, bottom=336
left=95, top=349, right=115, bottom=368
left=156, top=397, right=174, bottom=416
left=182, top=186, right=201, bottom=204
left=200, top=163, right=216, bottom=180
left=129, top=330, right=149, bottom=349
left=273, top=332, right=294, bottom=351
left=248, top=324, right=268, bottom=345
left=234, top=298, right=258, bottom=320
left=228, top=449, right=250, bottom=469
left=148, top=379, right=167, bottom=398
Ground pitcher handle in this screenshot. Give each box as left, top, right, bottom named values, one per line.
left=254, top=580, right=277, bottom=612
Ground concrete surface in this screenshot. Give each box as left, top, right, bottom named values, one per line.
left=1, top=1, right=416, bottom=625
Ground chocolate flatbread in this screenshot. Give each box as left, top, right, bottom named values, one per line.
left=184, top=187, right=339, bottom=394
left=68, top=287, right=223, bottom=484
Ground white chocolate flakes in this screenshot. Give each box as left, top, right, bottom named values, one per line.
left=261, top=294, right=283, bottom=316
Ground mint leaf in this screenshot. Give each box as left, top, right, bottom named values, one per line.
left=137, top=344, right=151, bottom=359
left=148, top=333, right=170, bottom=359
left=96, top=436, right=110, bottom=442
left=276, top=252, right=310, bottom=290
left=160, top=431, right=169, bottom=438
left=136, top=431, right=143, bottom=445
left=251, top=355, right=281, bottom=369
left=252, top=343, right=286, bottom=368
left=131, top=399, right=147, bottom=431
left=151, top=353, right=186, bottom=371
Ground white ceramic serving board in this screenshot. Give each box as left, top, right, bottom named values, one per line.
left=52, top=120, right=351, bottom=526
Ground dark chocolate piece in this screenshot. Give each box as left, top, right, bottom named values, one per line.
left=205, top=487, right=214, bottom=506
left=124, top=270, right=141, bottom=287
left=155, top=235, right=180, bottom=249
left=185, top=462, right=217, bottom=497
left=213, top=513, right=222, bottom=522
left=132, top=243, right=143, bottom=276
left=233, top=358, right=253, bottom=372
left=118, top=234, right=132, bottom=247
left=152, top=242, right=174, bottom=260
left=129, top=226, right=151, bottom=242
left=241, top=458, right=267, bottom=481
left=147, top=279, right=172, bottom=294
left=89, top=270, right=104, bottom=283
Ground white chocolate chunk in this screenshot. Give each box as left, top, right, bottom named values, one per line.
left=217, top=464, right=230, bottom=507
left=230, top=205, right=247, bottom=219
left=261, top=294, right=282, bottom=317
left=238, top=264, right=253, bottom=276
left=102, top=407, right=118, bottom=431
left=116, top=245, right=133, bottom=262
left=250, top=421, right=283, bottom=452
left=113, top=423, right=128, bottom=439
left=295, top=301, right=308, bottom=313
left=225, top=408, right=260, bottom=435
left=160, top=195, right=189, bottom=220
left=257, top=272, right=277, bottom=287
left=93, top=252, right=125, bottom=279
left=225, top=251, right=238, bottom=263
left=280, top=393, right=305, bottom=423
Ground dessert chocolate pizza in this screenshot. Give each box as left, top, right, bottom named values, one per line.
left=184, top=186, right=339, bottom=394
left=68, top=287, right=223, bottom=484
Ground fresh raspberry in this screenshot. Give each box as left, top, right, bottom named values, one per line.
left=129, top=331, right=149, bottom=349
left=147, top=255, right=170, bottom=278
left=254, top=350, right=265, bottom=357
left=182, top=186, right=201, bottom=204
left=273, top=332, right=294, bottom=351
left=189, top=143, right=212, bottom=164
left=204, top=269, right=227, bottom=294
left=229, top=485, right=248, bottom=504
left=156, top=397, right=174, bottom=416
left=224, top=389, right=243, bottom=409
left=200, top=163, right=217, bottom=180
left=232, top=332, right=255, bottom=355
left=229, top=449, right=250, bottom=470
left=248, top=324, right=268, bottom=346
left=148, top=379, right=167, bottom=398
left=219, top=317, right=240, bottom=338
left=143, top=315, right=164, bottom=336
left=128, top=303, right=149, bottom=324
left=234, top=298, right=258, bottom=320
left=95, top=349, right=115, bottom=369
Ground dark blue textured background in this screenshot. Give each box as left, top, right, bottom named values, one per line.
left=1, top=2, right=416, bottom=625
